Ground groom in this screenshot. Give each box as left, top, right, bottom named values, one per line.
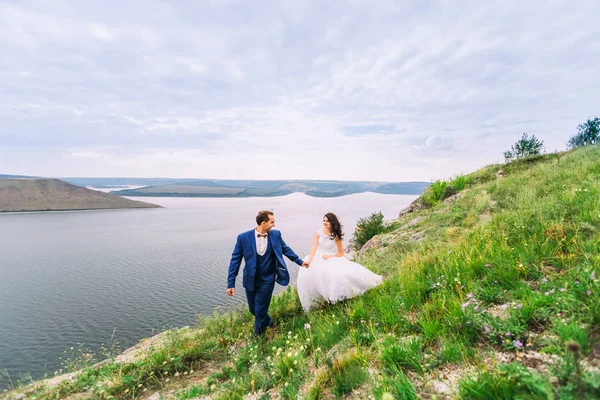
left=227, top=210, right=308, bottom=336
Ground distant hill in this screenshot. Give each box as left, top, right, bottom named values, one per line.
left=61, top=177, right=195, bottom=187
left=0, top=179, right=161, bottom=212
left=112, top=179, right=430, bottom=198
left=1, top=176, right=430, bottom=197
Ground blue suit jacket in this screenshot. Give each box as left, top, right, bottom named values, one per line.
left=227, top=229, right=303, bottom=290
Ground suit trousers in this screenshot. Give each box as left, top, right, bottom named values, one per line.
left=245, top=279, right=275, bottom=335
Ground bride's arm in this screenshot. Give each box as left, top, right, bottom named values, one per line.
left=306, top=232, right=319, bottom=264
left=323, top=239, right=344, bottom=260
left=333, top=239, right=344, bottom=257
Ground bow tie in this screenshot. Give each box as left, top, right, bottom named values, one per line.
left=257, top=233, right=267, bottom=238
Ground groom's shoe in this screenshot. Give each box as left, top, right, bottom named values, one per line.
left=253, top=326, right=270, bottom=338
left=253, top=325, right=265, bottom=335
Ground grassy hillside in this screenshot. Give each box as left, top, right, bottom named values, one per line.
left=0, top=179, right=161, bottom=212
left=4, top=146, right=599, bottom=399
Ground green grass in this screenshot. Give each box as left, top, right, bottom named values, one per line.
left=374, top=367, right=416, bottom=400
left=459, top=363, right=554, bottom=399
left=5, top=145, right=600, bottom=399
left=331, top=355, right=369, bottom=398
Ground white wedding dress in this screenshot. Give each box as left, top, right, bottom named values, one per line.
left=296, top=229, right=383, bottom=312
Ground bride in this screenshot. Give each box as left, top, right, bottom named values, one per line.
left=296, top=213, right=383, bottom=312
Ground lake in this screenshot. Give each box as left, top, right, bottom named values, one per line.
left=0, top=193, right=416, bottom=388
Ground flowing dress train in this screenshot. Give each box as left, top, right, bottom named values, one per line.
left=297, top=229, right=382, bottom=312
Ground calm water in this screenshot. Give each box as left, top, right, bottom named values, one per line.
left=0, top=193, right=416, bottom=388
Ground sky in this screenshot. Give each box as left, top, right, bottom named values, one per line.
left=1, top=0, right=599, bottom=182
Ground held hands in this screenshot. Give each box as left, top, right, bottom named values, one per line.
left=322, top=254, right=332, bottom=260
left=226, top=288, right=235, bottom=296
left=302, top=261, right=310, bottom=268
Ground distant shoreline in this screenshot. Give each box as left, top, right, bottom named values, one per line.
left=106, top=179, right=430, bottom=198
left=112, top=190, right=427, bottom=198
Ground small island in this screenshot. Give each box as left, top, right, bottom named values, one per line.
left=0, top=178, right=161, bottom=212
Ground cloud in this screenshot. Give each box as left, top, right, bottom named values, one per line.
left=0, top=0, right=599, bottom=181
left=89, top=23, right=115, bottom=42
left=69, top=149, right=105, bottom=159
left=341, top=125, right=398, bottom=137
left=412, top=135, right=454, bottom=152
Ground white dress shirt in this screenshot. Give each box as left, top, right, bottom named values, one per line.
left=255, top=229, right=268, bottom=256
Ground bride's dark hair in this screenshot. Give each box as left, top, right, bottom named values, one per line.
left=324, top=213, right=344, bottom=241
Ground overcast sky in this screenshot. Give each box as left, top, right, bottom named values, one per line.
left=1, top=0, right=598, bottom=181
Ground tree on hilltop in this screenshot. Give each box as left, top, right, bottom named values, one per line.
left=568, top=117, right=599, bottom=148
left=504, top=132, right=545, bottom=163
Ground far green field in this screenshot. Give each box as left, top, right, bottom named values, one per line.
left=129, top=185, right=245, bottom=195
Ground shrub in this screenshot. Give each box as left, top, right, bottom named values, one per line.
left=504, top=133, right=545, bottom=162
left=450, top=174, right=471, bottom=191
left=421, top=176, right=467, bottom=206
left=428, top=180, right=449, bottom=202
left=568, top=117, right=599, bottom=148
left=353, top=211, right=386, bottom=250
left=420, top=180, right=449, bottom=206
left=442, top=184, right=458, bottom=199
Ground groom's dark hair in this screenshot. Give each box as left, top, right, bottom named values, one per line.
left=256, top=210, right=274, bottom=225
